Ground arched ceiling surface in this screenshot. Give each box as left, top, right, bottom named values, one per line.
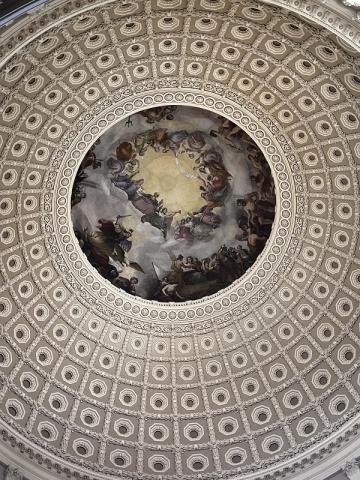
left=1, top=1, right=360, bottom=479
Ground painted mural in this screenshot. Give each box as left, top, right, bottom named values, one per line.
left=71, top=106, right=276, bottom=302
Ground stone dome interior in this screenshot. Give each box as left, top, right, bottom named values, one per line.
left=0, top=0, right=360, bottom=479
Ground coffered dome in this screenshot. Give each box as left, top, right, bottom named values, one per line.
left=0, top=1, right=360, bottom=479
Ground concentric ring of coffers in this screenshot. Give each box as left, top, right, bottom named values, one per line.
left=0, top=0, right=360, bottom=479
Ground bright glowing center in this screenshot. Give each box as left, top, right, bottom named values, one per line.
left=134, top=147, right=206, bottom=216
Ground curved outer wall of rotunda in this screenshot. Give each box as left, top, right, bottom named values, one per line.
left=0, top=1, right=360, bottom=480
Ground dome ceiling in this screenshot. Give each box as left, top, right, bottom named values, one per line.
left=0, top=0, right=360, bottom=479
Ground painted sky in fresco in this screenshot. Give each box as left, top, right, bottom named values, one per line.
left=71, top=106, right=275, bottom=302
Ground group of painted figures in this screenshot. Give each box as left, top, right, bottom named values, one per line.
left=72, top=106, right=276, bottom=301
left=156, top=244, right=253, bottom=301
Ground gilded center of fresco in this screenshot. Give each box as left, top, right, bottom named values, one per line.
left=71, top=106, right=276, bottom=302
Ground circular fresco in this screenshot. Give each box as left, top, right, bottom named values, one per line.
left=71, top=106, right=276, bottom=301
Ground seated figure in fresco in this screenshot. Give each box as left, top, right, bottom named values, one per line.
left=200, top=174, right=231, bottom=204
left=186, top=131, right=206, bottom=151
left=210, top=117, right=261, bottom=151
left=179, top=131, right=207, bottom=162
left=111, top=174, right=143, bottom=200
left=116, top=141, right=134, bottom=162
left=201, top=148, right=223, bottom=165
left=248, top=148, right=275, bottom=196
left=237, top=226, right=268, bottom=259
left=173, top=205, right=221, bottom=244
left=250, top=173, right=275, bottom=201
left=236, top=244, right=251, bottom=269
left=241, top=192, right=275, bottom=226
left=133, top=128, right=168, bottom=155
left=181, top=256, right=206, bottom=284
left=248, top=145, right=269, bottom=174
left=235, top=187, right=275, bottom=260
left=236, top=199, right=251, bottom=230
left=193, top=146, right=231, bottom=206
left=195, top=160, right=231, bottom=186
left=182, top=256, right=196, bottom=272
left=210, top=117, right=252, bottom=146
left=131, top=191, right=159, bottom=215
left=174, top=218, right=193, bottom=242
left=194, top=149, right=229, bottom=178
left=113, top=276, right=138, bottom=296
left=140, top=106, right=177, bottom=124
left=108, top=157, right=139, bottom=177
left=162, top=130, right=188, bottom=153
left=196, top=204, right=221, bottom=228
left=141, top=191, right=163, bottom=211
left=107, top=142, right=139, bottom=177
